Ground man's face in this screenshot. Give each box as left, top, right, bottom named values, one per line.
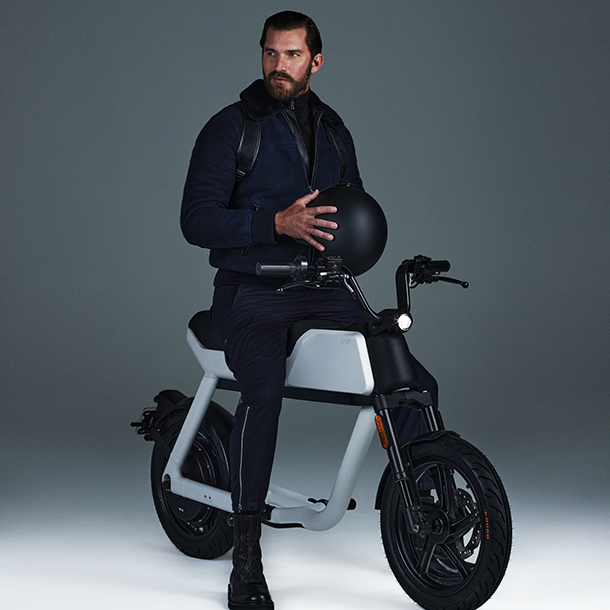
left=262, top=27, right=323, bottom=100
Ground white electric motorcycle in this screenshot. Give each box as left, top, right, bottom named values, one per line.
left=132, top=254, right=511, bottom=610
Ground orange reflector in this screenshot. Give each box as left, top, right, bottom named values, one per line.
left=375, top=415, right=389, bottom=449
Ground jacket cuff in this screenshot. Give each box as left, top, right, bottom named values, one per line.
left=251, top=208, right=278, bottom=245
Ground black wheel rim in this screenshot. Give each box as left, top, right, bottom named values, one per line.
left=392, top=458, right=485, bottom=595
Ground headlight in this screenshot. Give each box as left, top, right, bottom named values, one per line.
left=397, top=313, right=413, bottom=332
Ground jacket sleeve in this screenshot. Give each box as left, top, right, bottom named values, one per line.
left=180, top=110, right=277, bottom=249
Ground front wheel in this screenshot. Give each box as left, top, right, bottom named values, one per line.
left=380, top=434, right=511, bottom=610
left=150, top=400, right=234, bottom=559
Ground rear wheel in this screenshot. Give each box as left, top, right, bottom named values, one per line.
left=380, top=434, right=511, bottom=610
left=151, top=400, right=234, bottom=559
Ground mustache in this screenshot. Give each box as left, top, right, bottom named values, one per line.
left=267, top=71, right=296, bottom=84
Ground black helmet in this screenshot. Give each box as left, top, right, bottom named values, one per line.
left=306, top=185, right=387, bottom=275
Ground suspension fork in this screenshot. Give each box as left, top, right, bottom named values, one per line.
left=373, top=393, right=444, bottom=533
left=423, top=403, right=445, bottom=433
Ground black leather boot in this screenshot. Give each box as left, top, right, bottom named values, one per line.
left=228, top=512, right=274, bottom=610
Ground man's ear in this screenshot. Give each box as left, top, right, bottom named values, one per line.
left=310, top=53, right=324, bottom=74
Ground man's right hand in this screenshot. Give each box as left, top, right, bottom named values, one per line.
left=274, top=190, right=338, bottom=251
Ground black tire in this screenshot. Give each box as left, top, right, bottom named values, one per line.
left=380, top=434, right=511, bottom=610
left=151, top=400, right=234, bottom=559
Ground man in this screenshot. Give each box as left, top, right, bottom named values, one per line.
left=181, top=11, right=432, bottom=610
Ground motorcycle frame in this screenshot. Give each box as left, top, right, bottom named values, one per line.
left=162, top=328, right=386, bottom=532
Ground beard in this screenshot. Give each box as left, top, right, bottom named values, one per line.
left=263, top=63, right=312, bottom=100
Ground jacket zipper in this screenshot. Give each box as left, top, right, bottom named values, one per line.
left=310, top=111, right=323, bottom=191
left=282, top=108, right=324, bottom=265
left=282, top=109, right=313, bottom=191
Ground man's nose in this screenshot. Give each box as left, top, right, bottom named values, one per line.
left=276, top=55, right=287, bottom=72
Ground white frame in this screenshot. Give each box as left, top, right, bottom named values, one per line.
left=162, top=327, right=378, bottom=531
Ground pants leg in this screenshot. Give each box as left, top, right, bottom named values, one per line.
left=212, top=284, right=288, bottom=512
left=212, top=284, right=366, bottom=512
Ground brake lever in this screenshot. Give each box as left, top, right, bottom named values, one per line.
left=432, top=275, right=469, bottom=289
left=279, top=270, right=346, bottom=291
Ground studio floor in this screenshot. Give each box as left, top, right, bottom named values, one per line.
left=2, top=407, right=608, bottom=610
left=3, top=494, right=608, bottom=610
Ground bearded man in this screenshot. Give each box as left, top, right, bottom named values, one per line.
left=180, top=11, right=431, bottom=610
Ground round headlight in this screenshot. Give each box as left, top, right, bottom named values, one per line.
left=397, top=313, right=413, bottom=332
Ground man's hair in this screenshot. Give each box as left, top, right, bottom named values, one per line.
left=260, top=11, right=322, bottom=58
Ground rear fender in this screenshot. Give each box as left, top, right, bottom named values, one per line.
left=132, top=390, right=234, bottom=458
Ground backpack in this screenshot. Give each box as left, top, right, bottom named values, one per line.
left=235, top=101, right=348, bottom=184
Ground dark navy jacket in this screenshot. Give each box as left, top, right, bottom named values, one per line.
left=180, top=79, right=362, bottom=277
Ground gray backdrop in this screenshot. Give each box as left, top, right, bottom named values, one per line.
left=2, top=0, right=609, bottom=556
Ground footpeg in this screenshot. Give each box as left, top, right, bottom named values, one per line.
left=308, top=497, right=357, bottom=510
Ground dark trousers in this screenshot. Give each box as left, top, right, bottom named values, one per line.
left=212, top=282, right=437, bottom=512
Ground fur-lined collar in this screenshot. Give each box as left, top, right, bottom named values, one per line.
left=239, top=79, right=344, bottom=131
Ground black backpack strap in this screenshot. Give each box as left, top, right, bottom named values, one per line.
left=235, top=101, right=347, bottom=185
left=326, top=126, right=348, bottom=184
left=235, top=101, right=262, bottom=184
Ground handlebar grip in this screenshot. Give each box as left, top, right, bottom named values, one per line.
left=256, top=263, right=295, bottom=277
left=427, top=260, right=450, bottom=273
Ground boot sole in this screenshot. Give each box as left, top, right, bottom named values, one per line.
left=228, top=599, right=274, bottom=610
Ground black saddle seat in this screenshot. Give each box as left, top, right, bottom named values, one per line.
left=188, top=310, right=225, bottom=351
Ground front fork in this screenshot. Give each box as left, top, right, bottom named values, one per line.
left=373, top=391, right=444, bottom=534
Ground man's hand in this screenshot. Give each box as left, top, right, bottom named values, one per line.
left=274, top=190, right=337, bottom=251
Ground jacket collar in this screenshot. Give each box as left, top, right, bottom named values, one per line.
left=239, top=79, right=344, bottom=131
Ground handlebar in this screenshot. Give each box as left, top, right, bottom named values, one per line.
left=257, top=256, right=343, bottom=283
left=257, top=254, right=468, bottom=334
